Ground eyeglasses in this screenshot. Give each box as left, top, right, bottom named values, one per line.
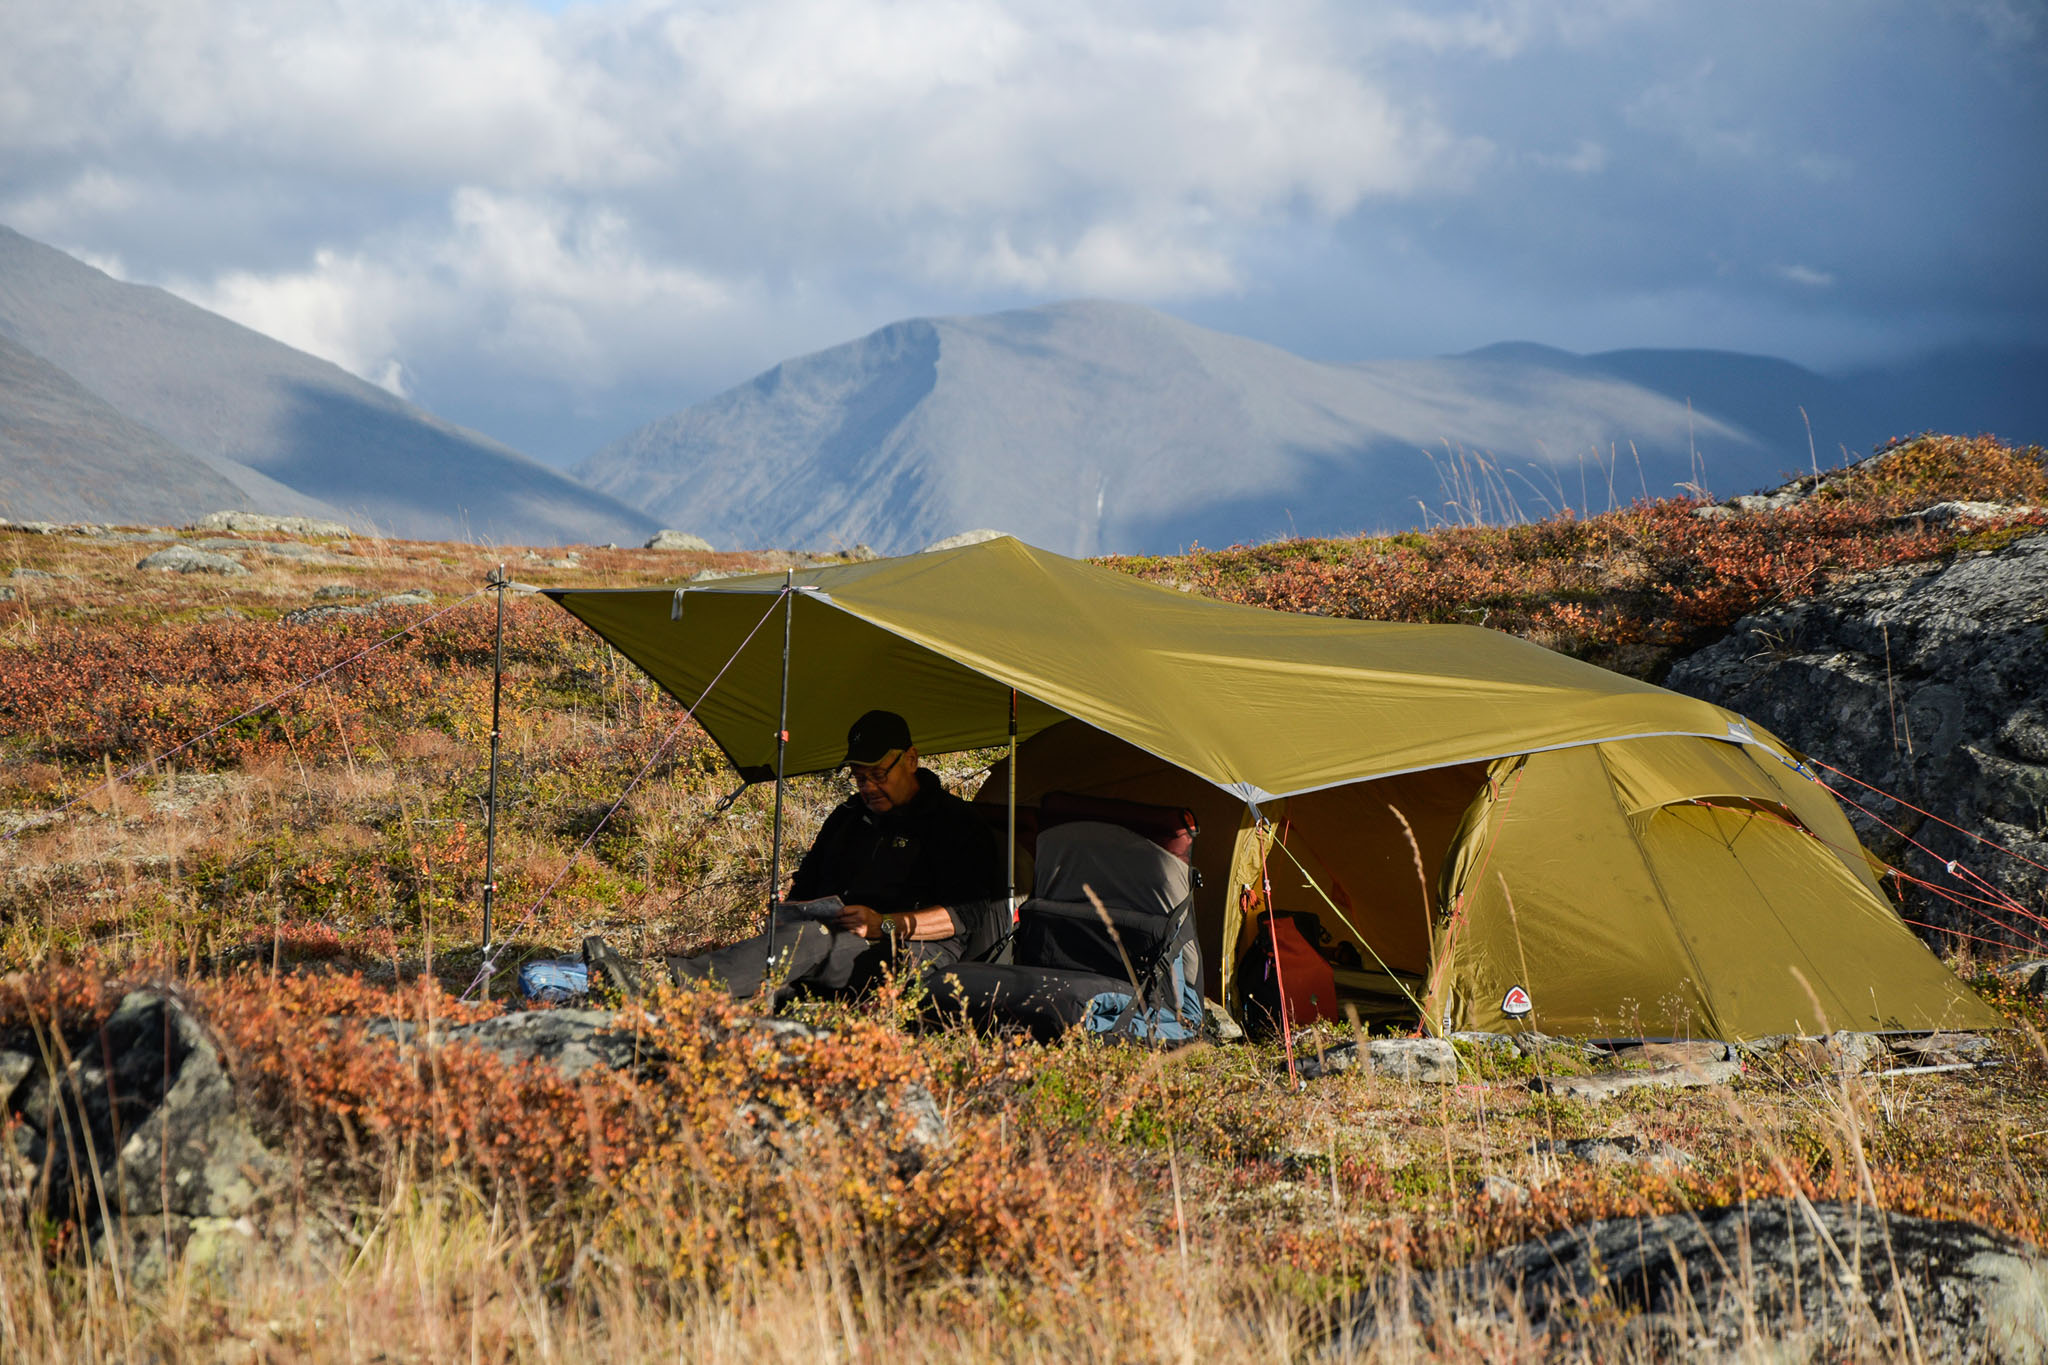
left=848, top=749, right=907, bottom=788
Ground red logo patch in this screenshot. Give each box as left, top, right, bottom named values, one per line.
left=1501, top=985, right=1533, bottom=1017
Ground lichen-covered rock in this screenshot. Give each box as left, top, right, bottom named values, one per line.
left=1534, top=1059, right=1741, bottom=1099
left=137, top=544, right=247, bottom=575
left=1608, top=1039, right=1731, bottom=1066
left=191, top=511, right=351, bottom=538
left=644, top=529, right=714, bottom=551
left=1888, top=1031, right=2000, bottom=1067
left=1999, top=961, right=2048, bottom=996
left=1531, top=1134, right=1693, bottom=1171
left=1202, top=999, right=1245, bottom=1043
left=1665, top=532, right=2048, bottom=932
left=1898, top=500, right=2044, bottom=526
left=1338, top=1200, right=2048, bottom=1362
left=281, top=589, right=434, bottom=625
left=1290, top=1037, right=1457, bottom=1083
left=361, top=1008, right=642, bottom=1080
left=2, top=991, right=281, bottom=1228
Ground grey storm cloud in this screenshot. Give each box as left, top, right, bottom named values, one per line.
left=3, top=0, right=2043, bottom=464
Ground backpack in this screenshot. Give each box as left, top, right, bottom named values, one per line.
left=1238, top=911, right=1337, bottom=1038
left=922, top=819, right=1204, bottom=1044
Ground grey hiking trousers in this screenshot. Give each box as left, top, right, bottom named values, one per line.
left=666, top=920, right=962, bottom=1002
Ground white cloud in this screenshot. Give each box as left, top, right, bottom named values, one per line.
left=170, top=188, right=739, bottom=395
left=2, top=169, right=140, bottom=238
left=1530, top=139, right=1608, bottom=175
left=2, top=0, right=2038, bottom=453
left=1626, top=60, right=1763, bottom=161
left=0, top=0, right=1488, bottom=397
left=1775, top=264, right=1835, bottom=289
left=175, top=248, right=418, bottom=394
left=941, top=220, right=1240, bottom=297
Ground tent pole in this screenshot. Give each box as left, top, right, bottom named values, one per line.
left=1006, top=689, right=1019, bottom=920
left=479, top=564, right=506, bottom=997
left=764, top=572, right=794, bottom=1004
left=1255, top=813, right=1299, bottom=1087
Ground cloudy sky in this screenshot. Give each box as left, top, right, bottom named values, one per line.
left=5, top=0, right=2044, bottom=465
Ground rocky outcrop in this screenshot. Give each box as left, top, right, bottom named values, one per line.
left=281, top=589, right=434, bottom=625
left=1533, top=1059, right=1741, bottom=1100
left=1530, top=1134, right=1693, bottom=1171
left=644, top=529, right=714, bottom=551
left=1665, top=531, right=2048, bottom=934
left=1341, top=1200, right=2048, bottom=1360
left=1290, top=1037, right=1457, bottom=1083
left=361, top=1007, right=643, bottom=1080
left=0, top=992, right=284, bottom=1282
left=136, top=544, right=248, bottom=575
left=191, top=511, right=352, bottom=539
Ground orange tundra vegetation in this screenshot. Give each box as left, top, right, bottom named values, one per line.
left=0, top=433, right=2042, bottom=1358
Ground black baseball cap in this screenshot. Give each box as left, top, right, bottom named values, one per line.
left=842, top=709, right=913, bottom=767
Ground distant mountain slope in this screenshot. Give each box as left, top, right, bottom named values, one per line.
left=583, top=303, right=2047, bottom=556
left=577, top=303, right=1818, bottom=556
left=0, top=227, right=657, bottom=544
left=0, top=334, right=255, bottom=524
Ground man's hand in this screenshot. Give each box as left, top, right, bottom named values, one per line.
left=833, top=903, right=886, bottom=939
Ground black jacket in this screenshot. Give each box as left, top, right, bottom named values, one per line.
left=788, top=769, right=1003, bottom=930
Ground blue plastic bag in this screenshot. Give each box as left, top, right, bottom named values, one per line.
left=518, top=958, right=590, bottom=1004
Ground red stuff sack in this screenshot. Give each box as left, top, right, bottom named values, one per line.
left=1238, top=911, right=1337, bottom=1038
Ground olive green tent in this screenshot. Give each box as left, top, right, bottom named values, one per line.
left=544, top=536, right=1994, bottom=1039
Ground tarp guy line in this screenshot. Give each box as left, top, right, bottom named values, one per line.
left=1820, top=780, right=2044, bottom=925
left=1729, top=801, right=2048, bottom=952
left=1808, top=756, right=2048, bottom=878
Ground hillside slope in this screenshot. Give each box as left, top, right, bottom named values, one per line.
left=579, top=302, right=1838, bottom=556
left=0, top=334, right=256, bottom=524
left=0, top=227, right=657, bottom=545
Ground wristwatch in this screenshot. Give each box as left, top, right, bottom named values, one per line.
left=880, top=913, right=900, bottom=949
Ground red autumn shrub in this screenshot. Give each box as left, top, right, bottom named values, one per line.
left=196, top=972, right=1123, bottom=1284
left=1110, top=435, right=2047, bottom=673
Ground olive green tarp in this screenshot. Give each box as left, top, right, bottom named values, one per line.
left=544, top=536, right=1995, bottom=1039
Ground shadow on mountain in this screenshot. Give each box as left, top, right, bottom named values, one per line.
left=273, top=382, right=657, bottom=546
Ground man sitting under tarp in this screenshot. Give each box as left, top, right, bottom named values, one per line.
left=665, top=709, right=1003, bottom=1001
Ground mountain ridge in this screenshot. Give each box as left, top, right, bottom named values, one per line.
left=0, top=226, right=657, bottom=545
left=578, top=300, right=1770, bottom=555
left=580, top=302, right=2047, bottom=555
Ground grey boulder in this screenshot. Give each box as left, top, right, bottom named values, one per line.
left=137, top=544, right=247, bottom=575
left=1, top=991, right=281, bottom=1229
left=360, top=1007, right=641, bottom=1080
left=645, top=529, right=714, bottom=551
left=192, top=511, right=352, bottom=538
left=1339, top=1200, right=2048, bottom=1362
left=1291, top=1037, right=1457, bottom=1084
left=1533, top=1059, right=1741, bottom=1099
